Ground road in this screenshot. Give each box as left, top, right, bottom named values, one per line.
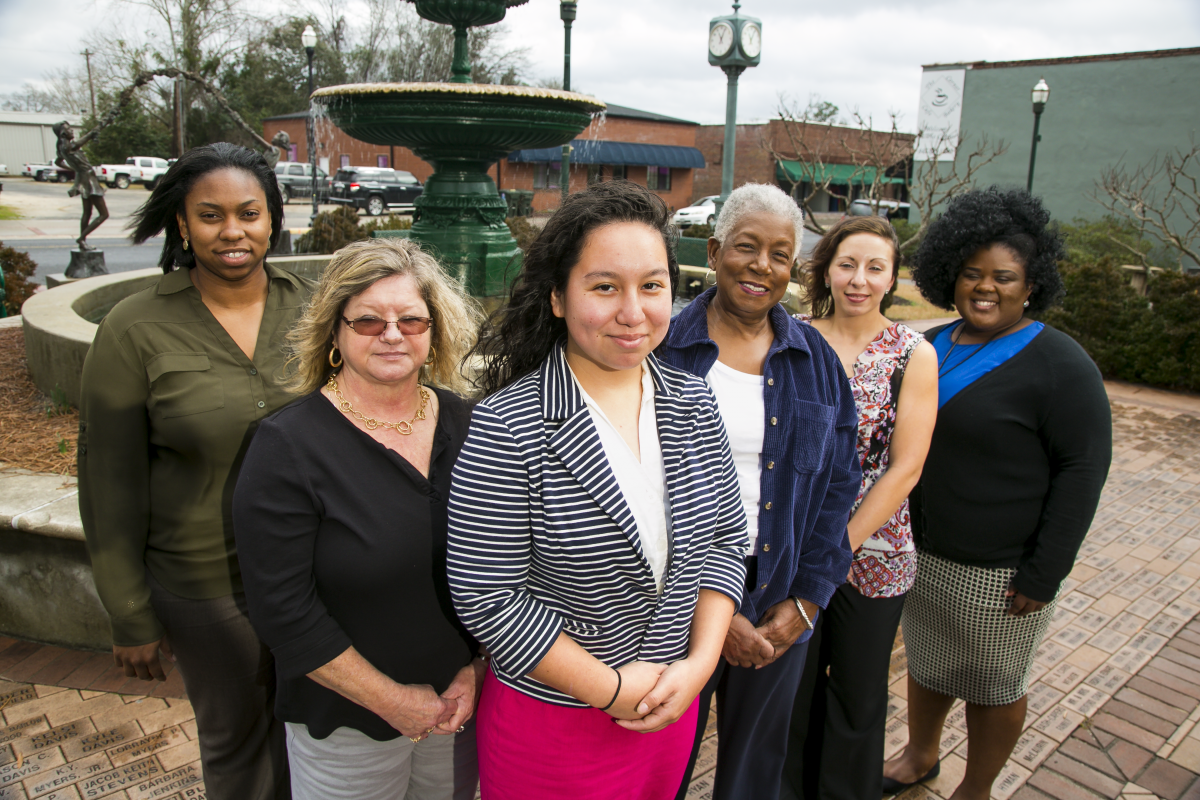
left=0, top=176, right=331, bottom=285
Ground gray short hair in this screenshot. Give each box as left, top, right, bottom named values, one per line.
left=713, top=183, right=805, bottom=262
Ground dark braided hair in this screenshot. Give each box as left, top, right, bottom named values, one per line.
left=129, top=142, right=283, bottom=273
left=471, top=180, right=679, bottom=397
left=913, top=186, right=1066, bottom=312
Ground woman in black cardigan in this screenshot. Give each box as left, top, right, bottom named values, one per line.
left=881, top=188, right=1112, bottom=800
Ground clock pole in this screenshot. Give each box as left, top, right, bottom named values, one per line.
left=708, top=1, right=760, bottom=219
left=719, top=64, right=745, bottom=216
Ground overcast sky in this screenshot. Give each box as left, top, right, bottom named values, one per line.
left=3, top=0, right=1199, bottom=131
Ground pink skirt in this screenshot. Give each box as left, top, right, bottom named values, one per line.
left=477, top=668, right=699, bottom=800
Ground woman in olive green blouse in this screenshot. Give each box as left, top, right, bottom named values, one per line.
left=78, top=143, right=311, bottom=800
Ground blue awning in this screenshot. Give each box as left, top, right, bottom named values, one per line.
left=508, top=140, right=706, bottom=169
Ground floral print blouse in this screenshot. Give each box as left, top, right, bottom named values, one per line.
left=798, top=318, right=924, bottom=599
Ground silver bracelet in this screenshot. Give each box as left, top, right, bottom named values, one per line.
left=791, top=596, right=813, bottom=630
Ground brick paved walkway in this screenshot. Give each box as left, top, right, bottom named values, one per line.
left=1, top=395, right=1198, bottom=800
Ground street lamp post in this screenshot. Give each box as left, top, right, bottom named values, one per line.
left=302, top=25, right=319, bottom=223
left=1026, top=78, right=1049, bottom=193
left=560, top=1, right=577, bottom=207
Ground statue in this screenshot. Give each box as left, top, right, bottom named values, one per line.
left=53, top=121, right=110, bottom=252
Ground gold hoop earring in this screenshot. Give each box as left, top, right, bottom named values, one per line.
left=182, top=237, right=189, bottom=251
left=704, top=268, right=716, bottom=286
left=329, top=345, right=342, bottom=369
left=425, top=344, right=436, bottom=366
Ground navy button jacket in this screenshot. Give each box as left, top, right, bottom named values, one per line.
left=658, top=288, right=859, bottom=627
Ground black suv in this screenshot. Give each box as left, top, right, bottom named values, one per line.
left=274, top=162, right=331, bottom=203
left=330, top=167, right=424, bottom=215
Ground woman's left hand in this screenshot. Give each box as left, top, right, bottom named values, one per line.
left=753, top=598, right=814, bottom=668
left=1005, top=583, right=1048, bottom=617
left=433, top=657, right=487, bottom=735
left=614, top=658, right=707, bottom=734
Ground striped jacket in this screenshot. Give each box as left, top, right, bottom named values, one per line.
left=447, top=345, right=748, bottom=707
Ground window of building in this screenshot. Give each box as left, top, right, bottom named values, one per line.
left=377, top=154, right=389, bottom=168
left=340, top=155, right=351, bottom=168
left=587, top=164, right=602, bottom=185
left=611, top=165, right=627, bottom=181
left=646, top=166, right=671, bottom=192
left=534, top=162, right=562, bottom=189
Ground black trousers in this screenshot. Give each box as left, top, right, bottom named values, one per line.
left=148, top=572, right=290, bottom=800
left=676, top=637, right=811, bottom=800
left=781, top=583, right=905, bottom=800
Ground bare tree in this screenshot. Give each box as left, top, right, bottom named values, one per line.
left=765, top=98, right=913, bottom=234
left=1093, top=136, right=1200, bottom=270
left=904, top=127, right=1008, bottom=251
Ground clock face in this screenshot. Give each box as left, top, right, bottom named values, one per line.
left=709, top=21, right=734, bottom=57
left=740, top=22, right=761, bottom=58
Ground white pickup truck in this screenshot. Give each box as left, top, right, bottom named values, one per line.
left=93, top=157, right=171, bottom=189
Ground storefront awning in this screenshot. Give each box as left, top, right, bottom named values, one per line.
left=508, top=140, right=706, bottom=169
left=776, top=160, right=906, bottom=185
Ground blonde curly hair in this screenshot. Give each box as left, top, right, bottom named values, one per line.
left=286, top=238, right=484, bottom=397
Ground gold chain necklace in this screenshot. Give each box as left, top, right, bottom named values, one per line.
left=327, top=374, right=429, bottom=435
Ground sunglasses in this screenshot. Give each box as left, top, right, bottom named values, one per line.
left=341, top=315, right=434, bottom=336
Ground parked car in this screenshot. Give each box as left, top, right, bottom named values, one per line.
left=844, top=198, right=910, bottom=222
left=0, top=164, right=8, bottom=176
left=672, top=195, right=719, bottom=228
left=330, top=167, right=423, bottom=216
left=24, top=163, right=73, bottom=182
left=94, top=163, right=139, bottom=189
left=125, top=156, right=170, bottom=188
left=275, top=161, right=332, bottom=203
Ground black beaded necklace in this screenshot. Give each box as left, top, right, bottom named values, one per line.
left=937, top=318, right=1027, bottom=379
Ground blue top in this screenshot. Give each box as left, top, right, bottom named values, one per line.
left=447, top=344, right=749, bottom=706
left=658, top=288, right=860, bottom=631
left=933, top=321, right=1045, bottom=409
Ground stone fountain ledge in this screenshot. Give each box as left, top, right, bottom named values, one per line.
left=0, top=464, right=107, bottom=650
left=21, top=255, right=333, bottom=408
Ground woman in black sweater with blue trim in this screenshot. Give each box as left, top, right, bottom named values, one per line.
left=882, top=188, right=1112, bottom=800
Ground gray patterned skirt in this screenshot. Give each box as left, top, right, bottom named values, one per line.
left=902, top=549, right=1059, bottom=706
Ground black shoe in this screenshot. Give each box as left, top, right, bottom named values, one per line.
left=881, top=761, right=940, bottom=795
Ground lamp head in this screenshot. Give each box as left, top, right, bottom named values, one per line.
left=301, top=25, right=317, bottom=52
left=1031, top=78, right=1049, bottom=113
left=560, top=1, right=577, bottom=22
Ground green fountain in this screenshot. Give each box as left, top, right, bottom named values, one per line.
left=313, top=0, right=605, bottom=297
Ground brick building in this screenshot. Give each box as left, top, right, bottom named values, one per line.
left=262, top=103, right=705, bottom=214
left=691, top=119, right=915, bottom=212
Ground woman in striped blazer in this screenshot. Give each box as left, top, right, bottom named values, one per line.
left=447, top=181, right=748, bottom=799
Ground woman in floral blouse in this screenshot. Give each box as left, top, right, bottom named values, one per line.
left=782, top=215, right=938, bottom=800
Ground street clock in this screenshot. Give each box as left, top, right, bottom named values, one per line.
left=708, top=3, right=762, bottom=68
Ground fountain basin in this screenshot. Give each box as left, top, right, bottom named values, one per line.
left=316, top=83, right=605, bottom=297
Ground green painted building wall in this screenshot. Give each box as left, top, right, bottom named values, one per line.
left=924, top=48, right=1200, bottom=235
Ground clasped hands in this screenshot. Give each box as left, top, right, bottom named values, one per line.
left=382, top=657, right=487, bottom=741
left=606, top=658, right=705, bottom=734
left=721, top=598, right=814, bottom=670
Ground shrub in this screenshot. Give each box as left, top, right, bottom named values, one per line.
left=362, top=215, right=412, bottom=235
left=294, top=207, right=369, bottom=254
left=506, top=216, right=539, bottom=254
left=0, top=241, right=39, bottom=316
left=1038, top=259, right=1200, bottom=392
left=681, top=223, right=714, bottom=240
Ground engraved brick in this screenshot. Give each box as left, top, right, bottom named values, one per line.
left=128, top=763, right=202, bottom=800
left=106, top=727, right=187, bottom=768
left=75, top=757, right=162, bottom=800
left=0, top=720, right=48, bottom=748
left=11, top=720, right=94, bottom=758
left=22, top=753, right=109, bottom=799
left=61, top=722, right=141, bottom=762
left=0, top=751, right=66, bottom=792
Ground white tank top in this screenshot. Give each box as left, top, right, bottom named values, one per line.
left=705, top=359, right=765, bottom=555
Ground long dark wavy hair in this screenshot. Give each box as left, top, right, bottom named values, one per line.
left=471, top=180, right=680, bottom=397
left=129, top=143, right=284, bottom=273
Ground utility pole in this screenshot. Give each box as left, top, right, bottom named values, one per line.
left=559, top=1, right=577, bottom=207
left=83, top=49, right=96, bottom=119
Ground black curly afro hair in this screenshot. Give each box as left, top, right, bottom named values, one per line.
left=912, top=186, right=1067, bottom=312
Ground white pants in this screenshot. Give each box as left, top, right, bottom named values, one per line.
left=286, top=721, right=478, bottom=800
